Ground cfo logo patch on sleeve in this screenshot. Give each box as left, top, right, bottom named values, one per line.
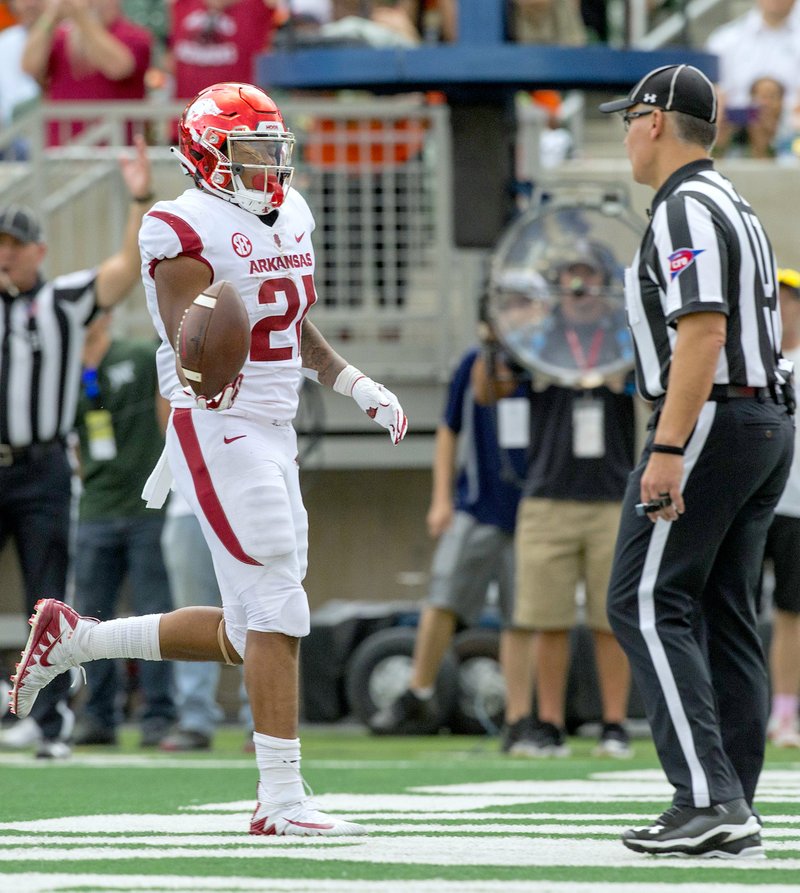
left=668, top=248, right=705, bottom=280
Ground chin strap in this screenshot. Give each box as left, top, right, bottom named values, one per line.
left=217, top=619, right=238, bottom=666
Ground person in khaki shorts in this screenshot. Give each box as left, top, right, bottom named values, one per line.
left=473, top=251, right=635, bottom=758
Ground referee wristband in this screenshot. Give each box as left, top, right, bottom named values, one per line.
left=651, top=443, right=685, bottom=456
left=132, top=193, right=155, bottom=204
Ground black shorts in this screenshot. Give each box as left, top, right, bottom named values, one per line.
left=764, top=513, right=800, bottom=614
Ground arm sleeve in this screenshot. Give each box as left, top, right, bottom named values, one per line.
left=654, top=195, right=728, bottom=326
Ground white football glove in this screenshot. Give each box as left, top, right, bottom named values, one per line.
left=192, top=373, right=243, bottom=411
left=334, top=365, right=408, bottom=445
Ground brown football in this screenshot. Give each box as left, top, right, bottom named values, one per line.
left=175, top=280, right=250, bottom=398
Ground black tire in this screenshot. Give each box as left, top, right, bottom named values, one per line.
left=450, top=628, right=506, bottom=735
left=344, top=626, right=459, bottom=732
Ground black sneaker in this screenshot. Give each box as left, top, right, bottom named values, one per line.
left=700, top=832, right=766, bottom=860
left=622, top=798, right=761, bottom=856
left=369, top=689, right=440, bottom=735
left=593, top=722, right=633, bottom=758
left=500, top=716, right=538, bottom=755
left=528, top=721, right=570, bottom=757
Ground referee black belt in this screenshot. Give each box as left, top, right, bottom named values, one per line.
left=709, top=384, right=779, bottom=402
left=0, top=438, right=65, bottom=467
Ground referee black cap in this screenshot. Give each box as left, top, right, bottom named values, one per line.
left=599, top=64, right=717, bottom=123
left=0, top=205, right=42, bottom=244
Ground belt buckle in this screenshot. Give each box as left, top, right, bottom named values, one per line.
left=0, top=444, right=14, bottom=466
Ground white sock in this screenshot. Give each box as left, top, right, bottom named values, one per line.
left=253, top=732, right=305, bottom=805
left=77, top=614, right=162, bottom=662
left=411, top=686, right=435, bottom=700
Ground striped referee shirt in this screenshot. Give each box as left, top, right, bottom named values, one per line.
left=625, top=158, right=782, bottom=401
left=0, top=268, right=97, bottom=447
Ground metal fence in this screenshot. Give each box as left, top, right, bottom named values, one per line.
left=0, top=97, right=466, bottom=385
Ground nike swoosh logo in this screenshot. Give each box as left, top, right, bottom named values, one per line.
left=223, top=435, right=247, bottom=444
left=38, top=631, right=64, bottom=668
left=295, top=232, right=304, bottom=243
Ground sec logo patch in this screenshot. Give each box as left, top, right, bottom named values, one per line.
left=232, top=233, right=253, bottom=257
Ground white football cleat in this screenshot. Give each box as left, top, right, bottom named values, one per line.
left=10, top=599, right=96, bottom=719
left=250, top=793, right=367, bottom=837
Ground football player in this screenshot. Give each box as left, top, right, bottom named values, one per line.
left=10, top=82, right=408, bottom=836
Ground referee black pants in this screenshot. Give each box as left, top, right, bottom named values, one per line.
left=607, top=397, right=793, bottom=809
left=0, top=445, right=73, bottom=740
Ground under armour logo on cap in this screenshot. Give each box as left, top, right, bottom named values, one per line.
left=598, top=64, right=717, bottom=123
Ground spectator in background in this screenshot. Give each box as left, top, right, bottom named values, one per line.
left=0, top=0, right=43, bottom=149
left=718, top=76, right=800, bottom=162
left=167, top=0, right=276, bottom=101
left=762, top=267, right=800, bottom=749
left=72, top=311, right=176, bottom=748
left=705, top=0, right=800, bottom=118
left=370, top=345, right=529, bottom=736
left=715, top=76, right=790, bottom=160
left=472, top=250, right=635, bottom=759
left=159, top=489, right=252, bottom=751
left=0, top=137, right=153, bottom=758
left=21, top=0, right=151, bottom=146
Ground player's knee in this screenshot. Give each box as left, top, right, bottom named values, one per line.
left=245, top=588, right=310, bottom=638
left=238, top=552, right=310, bottom=638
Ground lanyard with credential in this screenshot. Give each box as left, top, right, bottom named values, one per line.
left=565, top=327, right=605, bottom=372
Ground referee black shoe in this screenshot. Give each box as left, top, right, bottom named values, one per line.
left=622, top=798, right=760, bottom=856
left=700, top=832, right=766, bottom=860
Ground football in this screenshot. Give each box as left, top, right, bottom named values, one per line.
left=175, top=280, right=250, bottom=398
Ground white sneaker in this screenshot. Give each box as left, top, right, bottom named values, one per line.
left=10, top=599, right=97, bottom=719
left=0, top=716, right=42, bottom=749
left=771, top=723, right=800, bottom=748
left=250, top=794, right=367, bottom=837
left=35, top=740, right=72, bottom=760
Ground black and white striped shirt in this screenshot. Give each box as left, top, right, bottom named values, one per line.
left=625, top=158, right=782, bottom=401
left=0, top=269, right=97, bottom=447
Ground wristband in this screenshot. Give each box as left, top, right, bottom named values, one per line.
left=652, top=443, right=685, bottom=455
left=333, top=364, right=365, bottom=396
left=132, top=193, right=155, bottom=204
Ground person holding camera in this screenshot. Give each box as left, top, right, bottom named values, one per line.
left=473, top=247, right=635, bottom=759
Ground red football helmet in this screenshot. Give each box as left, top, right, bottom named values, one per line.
left=175, top=82, right=295, bottom=215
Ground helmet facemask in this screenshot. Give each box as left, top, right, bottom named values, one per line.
left=201, top=127, right=295, bottom=215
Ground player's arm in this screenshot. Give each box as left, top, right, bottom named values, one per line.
left=152, top=256, right=212, bottom=344
left=300, top=317, right=408, bottom=445
left=299, top=317, right=347, bottom=386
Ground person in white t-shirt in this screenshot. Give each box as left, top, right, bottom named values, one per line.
left=705, top=0, right=800, bottom=117
left=762, top=266, right=800, bottom=748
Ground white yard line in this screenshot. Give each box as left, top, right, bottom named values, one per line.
left=8, top=878, right=800, bottom=893
left=0, top=837, right=798, bottom=867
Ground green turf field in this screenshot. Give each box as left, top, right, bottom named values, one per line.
left=0, top=726, right=798, bottom=892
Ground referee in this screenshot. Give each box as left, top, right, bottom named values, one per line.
left=600, top=65, right=794, bottom=858
left=0, top=136, right=154, bottom=758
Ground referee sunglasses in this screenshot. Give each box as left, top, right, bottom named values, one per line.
left=622, top=109, right=656, bottom=131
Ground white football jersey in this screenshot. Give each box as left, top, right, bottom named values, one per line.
left=139, top=187, right=317, bottom=421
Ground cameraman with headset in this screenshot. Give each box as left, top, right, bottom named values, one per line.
left=473, top=242, right=636, bottom=758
